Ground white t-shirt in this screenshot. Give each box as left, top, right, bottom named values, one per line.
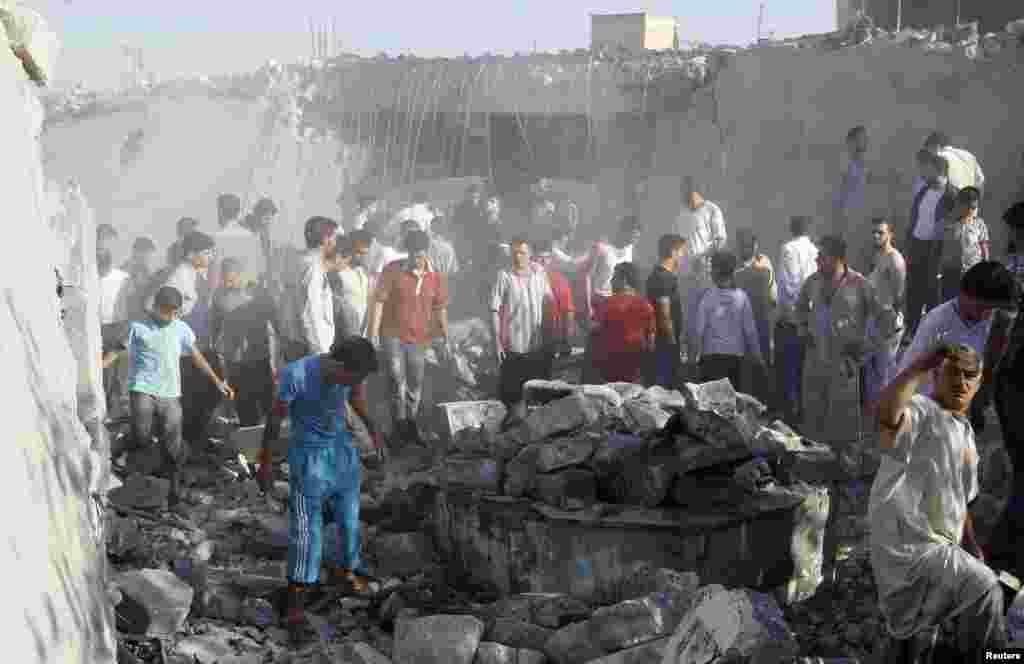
left=913, top=188, right=943, bottom=241
left=589, top=243, right=633, bottom=297
left=676, top=200, right=727, bottom=266
left=99, top=268, right=130, bottom=324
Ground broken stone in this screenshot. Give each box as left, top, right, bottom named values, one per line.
left=484, top=618, right=554, bottom=652
left=484, top=596, right=535, bottom=622
left=522, top=393, right=600, bottom=442
left=531, top=594, right=592, bottom=629
left=240, top=597, right=276, bottom=627
left=602, top=454, right=675, bottom=508
left=776, top=483, right=830, bottom=606
left=523, top=379, right=577, bottom=404
left=443, top=456, right=502, bottom=493
left=542, top=620, right=605, bottom=664
left=172, top=624, right=267, bottom=664
left=392, top=614, right=485, bottom=664
left=473, top=642, right=545, bottom=664
left=670, top=473, right=743, bottom=507
left=371, top=532, right=436, bottom=578
left=536, top=437, right=596, bottom=473
left=581, top=637, right=669, bottom=664
left=588, top=597, right=671, bottom=651
left=678, top=380, right=763, bottom=448
left=109, top=473, right=170, bottom=511
left=503, top=456, right=538, bottom=499
left=615, top=567, right=700, bottom=609
left=437, top=400, right=508, bottom=447
left=114, top=569, right=195, bottom=636
left=607, top=382, right=647, bottom=401
left=337, top=641, right=394, bottom=664
left=533, top=468, right=597, bottom=511
left=196, top=579, right=243, bottom=622
left=492, top=427, right=528, bottom=461
left=579, top=384, right=624, bottom=417
left=659, top=586, right=799, bottom=664
left=642, top=386, right=688, bottom=411
left=623, top=400, right=670, bottom=432
left=107, top=515, right=144, bottom=558
left=675, top=438, right=752, bottom=474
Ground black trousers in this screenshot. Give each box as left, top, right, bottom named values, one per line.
left=905, top=238, right=939, bottom=337
left=699, top=354, right=744, bottom=390
left=180, top=354, right=224, bottom=445
left=499, top=349, right=554, bottom=407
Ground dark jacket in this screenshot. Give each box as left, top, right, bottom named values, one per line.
left=905, top=184, right=958, bottom=251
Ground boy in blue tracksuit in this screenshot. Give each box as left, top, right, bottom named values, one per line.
left=274, top=335, right=382, bottom=638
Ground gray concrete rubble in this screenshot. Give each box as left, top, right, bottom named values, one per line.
left=101, top=375, right=1016, bottom=664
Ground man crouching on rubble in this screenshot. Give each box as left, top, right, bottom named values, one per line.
left=273, top=335, right=382, bottom=642
left=869, top=343, right=1008, bottom=659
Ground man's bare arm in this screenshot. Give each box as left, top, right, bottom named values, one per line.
left=878, top=349, right=944, bottom=449
left=191, top=348, right=234, bottom=399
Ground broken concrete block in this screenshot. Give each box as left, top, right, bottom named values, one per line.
left=372, top=532, right=436, bottom=578
left=590, top=433, right=649, bottom=478
left=197, top=581, right=243, bottom=622
left=484, top=596, right=535, bottom=622
left=473, top=642, right=545, bottom=664
left=608, top=382, right=647, bottom=402
left=240, top=597, right=276, bottom=627
left=172, top=624, right=266, bottom=664
left=531, top=593, right=592, bottom=628
left=589, top=597, right=669, bottom=651
left=674, top=438, right=752, bottom=474
left=493, top=427, right=528, bottom=461
left=659, top=586, right=798, bottom=664
left=542, top=620, right=605, bottom=664
left=485, top=618, right=554, bottom=652
left=114, top=569, right=195, bottom=636
left=392, top=614, right=485, bottom=664
left=107, top=515, right=144, bottom=558
left=603, top=455, right=675, bottom=508
left=579, top=384, right=624, bottom=417
left=623, top=400, right=670, bottom=432
left=437, top=400, right=508, bottom=447
left=109, top=473, right=170, bottom=510
left=443, top=456, right=502, bottom=493
left=615, top=566, right=700, bottom=607
left=536, top=437, right=596, bottom=473
left=681, top=379, right=736, bottom=413
left=670, top=473, right=743, bottom=507
left=581, top=637, right=669, bottom=664
left=336, top=641, right=394, bottom=664
left=504, top=456, right=539, bottom=498
left=751, top=423, right=805, bottom=455
left=642, top=386, right=688, bottom=411
left=533, top=468, right=597, bottom=511
left=523, top=379, right=577, bottom=404
left=523, top=393, right=600, bottom=442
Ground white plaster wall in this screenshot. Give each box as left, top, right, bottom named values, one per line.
left=0, top=25, right=115, bottom=664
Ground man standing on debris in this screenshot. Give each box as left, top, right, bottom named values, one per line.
left=693, top=251, right=765, bottom=389
left=147, top=231, right=225, bottom=446
left=124, top=286, right=234, bottom=514
left=369, top=230, right=449, bottom=446
left=427, top=214, right=459, bottom=276
left=646, top=234, right=688, bottom=388
left=209, top=257, right=282, bottom=432
left=904, top=151, right=958, bottom=340
left=869, top=343, right=1008, bottom=658
left=734, top=228, right=776, bottom=369
left=924, top=131, right=984, bottom=194
left=862, top=218, right=906, bottom=412
left=582, top=215, right=642, bottom=327
left=275, top=336, right=382, bottom=642
left=833, top=125, right=870, bottom=238
left=676, top=177, right=727, bottom=351
left=329, top=231, right=372, bottom=339
left=591, top=262, right=655, bottom=383
left=896, top=261, right=1016, bottom=430
left=936, top=186, right=990, bottom=303
left=492, top=237, right=555, bottom=427
left=295, top=216, right=339, bottom=356
left=796, top=235, right=883, bottom=472
left=775, top=216, right=818, bottom=423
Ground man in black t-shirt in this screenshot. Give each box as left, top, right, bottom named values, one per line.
left=646, top=234, right=688, bottom=388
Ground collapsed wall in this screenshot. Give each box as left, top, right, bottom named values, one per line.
left=0, top=5, right=115, bottom=663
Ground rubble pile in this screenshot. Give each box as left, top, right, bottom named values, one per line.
left=438, top=378, right=832, bottom=517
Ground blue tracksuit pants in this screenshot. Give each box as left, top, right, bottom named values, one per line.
left=287, top=438, right=362, bottom=585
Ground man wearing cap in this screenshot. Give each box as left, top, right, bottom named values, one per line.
left=870, top=343, right=1007, bottom=658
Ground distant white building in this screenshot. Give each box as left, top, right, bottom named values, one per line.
left=590, top=13, right=678, bottom=52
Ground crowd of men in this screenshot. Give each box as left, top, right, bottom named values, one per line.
left=92, top=127, right=1024, bottom=655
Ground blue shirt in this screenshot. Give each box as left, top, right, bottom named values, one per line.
left=278, top=355, right=352, bottom=449
left=126, top=318, right=197, bottom=399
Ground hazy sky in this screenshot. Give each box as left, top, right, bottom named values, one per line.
left=38, top=1, right=835, bottom=89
